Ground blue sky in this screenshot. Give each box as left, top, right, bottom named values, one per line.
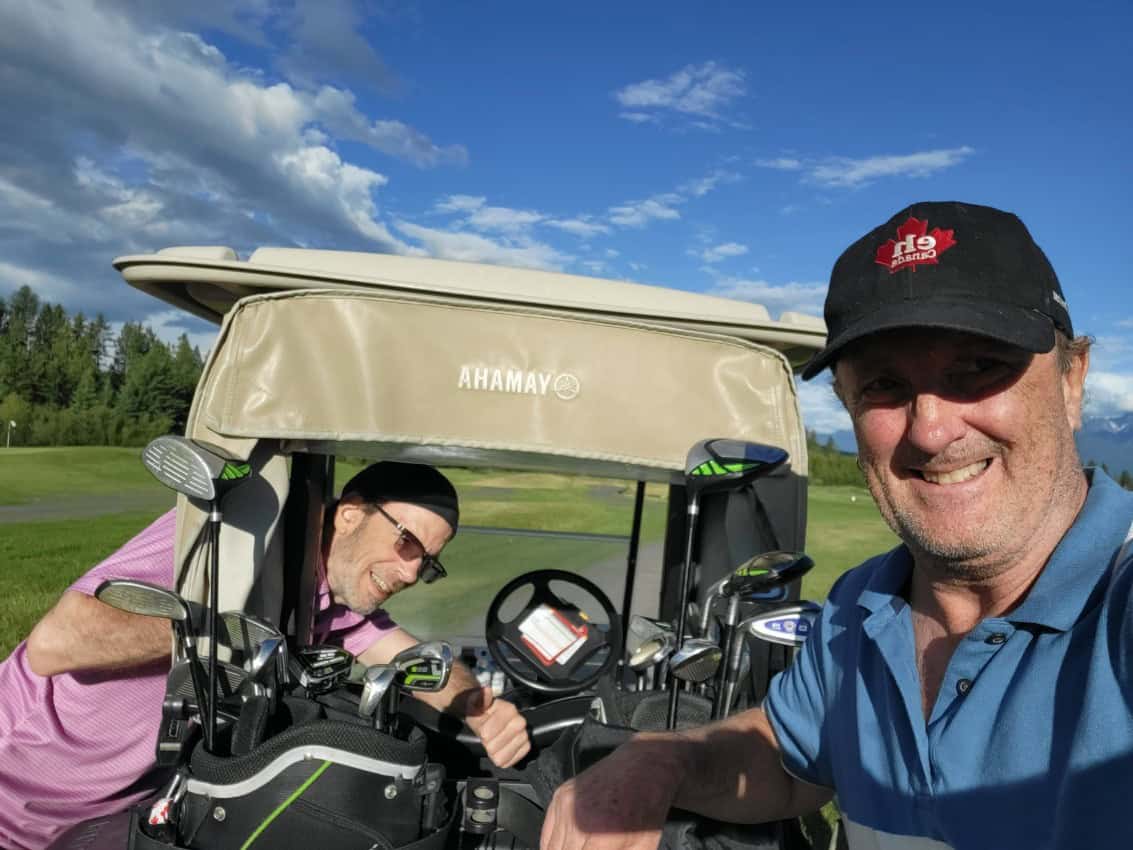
left=1, top=0, right=1130, bottom=435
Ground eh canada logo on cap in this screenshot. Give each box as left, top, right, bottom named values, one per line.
left=874, top=216, right=957, bottom=274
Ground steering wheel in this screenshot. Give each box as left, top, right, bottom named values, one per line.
left=485, top=569, right=622, bottom=695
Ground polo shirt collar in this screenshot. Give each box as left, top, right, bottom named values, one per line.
left=1008, top=469, right=1133, bottom=631
left=854, top=470, right=1133, bottom=633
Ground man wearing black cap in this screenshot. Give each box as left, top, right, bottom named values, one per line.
left=317, top=461, right=530, bottom=769
left=541, top=202, right=1133, bottom=850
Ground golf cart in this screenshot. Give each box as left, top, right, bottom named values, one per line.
left=55, top=248, right=825, bottom=850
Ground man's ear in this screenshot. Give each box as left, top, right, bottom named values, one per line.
left=1061, top=346, right=1089, bottom=432
left=334, top=498, right=367, bottom=536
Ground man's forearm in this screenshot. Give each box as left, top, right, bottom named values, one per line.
left=26, top=590, right=172, bottom=677
left=412, top=656, right=482, bottom=715
left=635, top=708, right=830, bottom=823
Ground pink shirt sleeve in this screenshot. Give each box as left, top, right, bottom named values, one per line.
left=68, top=509, right=177, bottom=596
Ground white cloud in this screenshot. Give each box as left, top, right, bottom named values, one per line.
left=1117, top=318, right=1133, bottom=329
left=708, top=278, right=828, bottom=317
left=545, top=217, right=611, bottom=238
left=1084, top=371, right=1133, bottom=416
left=0, top=261, right=84, bottom=303
left=613, top=62, right=746, bottom=128
left=608, top=194, right=682, bottom=228
left=393, top=220, right=570, bottom=271
left=679, top=170, right=742, bottom=197
left=695, top=242, right=749, bottom=264
left=797, top=377, right=853, bottom=437
left=808, top=146, right=975, bottom=188
left=755, top=157, right=802, bottom=171
left=0, top=0, right=464, bottom=313
left=435, top=195, right=487, bottom=214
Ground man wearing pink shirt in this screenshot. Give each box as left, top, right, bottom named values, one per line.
left=0, top=461, right=530, bottom=850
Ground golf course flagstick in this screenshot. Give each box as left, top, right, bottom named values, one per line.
left=666, top=439, right=789, bottom=729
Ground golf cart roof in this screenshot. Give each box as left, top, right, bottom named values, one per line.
left=113, top=247, right=826, bottom=370
left=183, top=288, right=809, bottom=483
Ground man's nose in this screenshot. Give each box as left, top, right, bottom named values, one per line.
left=395, top=555, right=422, bottom=585
left=905, top=391, right=968, bottom=455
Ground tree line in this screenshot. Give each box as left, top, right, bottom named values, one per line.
left=0, top=286, right=203, bottom=447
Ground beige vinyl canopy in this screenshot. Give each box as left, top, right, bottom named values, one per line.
left=187, top=289, right=809, bottom=481
left=113, top=246, right=826, bottom=370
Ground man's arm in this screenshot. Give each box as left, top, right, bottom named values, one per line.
left=26, top=590, right=172, bottom=677
left=357, top=628, right=531, bottom=768
left=541, top=707, right=832, bottom=850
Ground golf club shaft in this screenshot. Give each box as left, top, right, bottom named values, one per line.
left=206, top=510, right=220, bottom=753
left=667, top=494, right=699, bottom=728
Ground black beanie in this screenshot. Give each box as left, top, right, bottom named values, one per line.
left=340, top=461, right=460, bottom=532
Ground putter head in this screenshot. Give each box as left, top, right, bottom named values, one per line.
left=684, top=439, right=789, bottom=499
left=743, top=601, right=822, bottom=647
left=391, top=641, right=454, bottom=693
left=628, top=631, right=676, bottom=671
left=96, top=579, right=191, bottom=624
left=723, top=552, right=815, bottom=597
left=142, top=435, right=252, bottom=502
left=359, top=665, right=398, bottom=719
left=669, top=638, right=723, bottom=684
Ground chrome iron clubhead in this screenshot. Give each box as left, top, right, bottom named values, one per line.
left=628, top=631, right=676, bottom=671
left=359, top=664, right=399, bottom=731
left=391, top=641, right=455, bottom=693
left=669, top=638, right=723, bottom=685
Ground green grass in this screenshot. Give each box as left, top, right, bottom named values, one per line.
left=0, top=446, right=169, bottom=506
left=0, top=449, right=900, bottom=657
left=0, top=511, right=169, bottom=656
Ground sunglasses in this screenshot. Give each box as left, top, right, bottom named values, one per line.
left=373, top=505, right=447, bottom=584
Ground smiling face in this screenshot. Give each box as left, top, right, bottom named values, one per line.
left=324, top=499, right=454, bottom=615
left=834, top=328, right=1089, bottom=580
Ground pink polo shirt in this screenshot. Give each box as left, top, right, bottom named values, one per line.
left=0, top=510, right=397, bottom=850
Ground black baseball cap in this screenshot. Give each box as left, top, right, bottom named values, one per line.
left=801, top=201, right=1074, bottom=380
left=340, top=461, right=459, bottom=532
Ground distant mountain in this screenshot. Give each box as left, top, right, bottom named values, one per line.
left=1077, top=413, right=1133, bottom=476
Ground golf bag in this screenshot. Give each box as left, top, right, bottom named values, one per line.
left=127, top=696, right=451, bottom=850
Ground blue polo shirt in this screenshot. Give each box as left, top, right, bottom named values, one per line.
left=765, top=470, right=1133, bottom=850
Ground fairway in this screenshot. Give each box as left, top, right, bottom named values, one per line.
left=0, top=448, right=898, bottom=657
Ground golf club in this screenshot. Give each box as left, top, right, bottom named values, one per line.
left=668, top=638, right=723, bottom=694
left=742, top=601, right=822, bottom=648
left=359, top=664, right=398, bottom=731
left=384, top=641, right=455, bottom=733
left=628, top=631, right=675, bottom=691
left=96, top=579, right=213, bottom=751
left=626, top=615, right=674, bottom=689
left=667, top=439, right=789, bottom=727
left=288, top=644, right=356, bottom=695
left=142, top=435, right=253, bottom=753
left=712, top=552, right=815, bottom=718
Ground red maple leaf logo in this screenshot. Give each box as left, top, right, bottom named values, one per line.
left=874, top=216, right=957, bottom=273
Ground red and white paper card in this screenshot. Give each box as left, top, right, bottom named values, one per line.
left=518, top=604, right=588, bottom=666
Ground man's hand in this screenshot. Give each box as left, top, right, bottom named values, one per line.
left=541, top=735, right=683, bottom=850
left=463, top=685, right=531, bottom=768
